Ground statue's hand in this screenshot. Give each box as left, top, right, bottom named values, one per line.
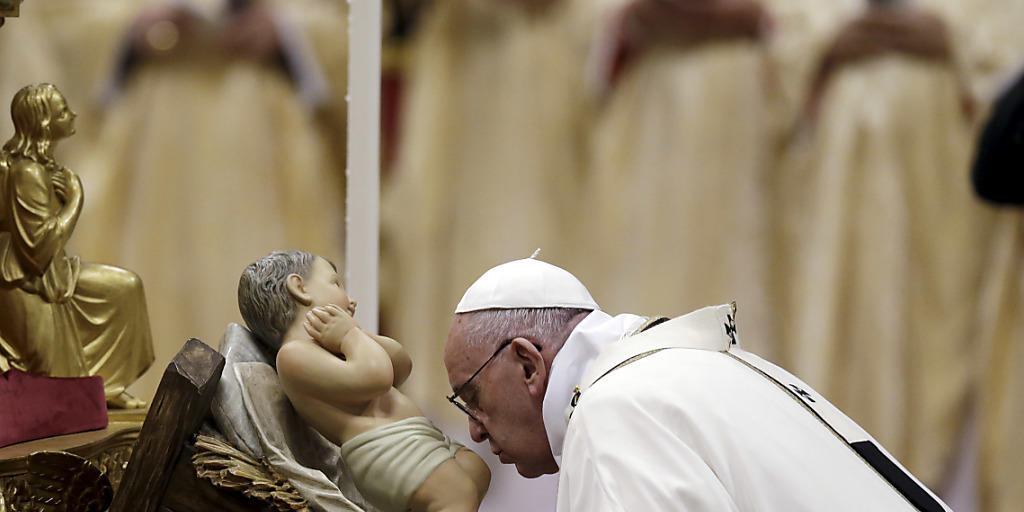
left=51, top=169, right=69, bottom=199
left=303, top=304, right=359, bottom=355
left=50, top=167, right=82, bottom=205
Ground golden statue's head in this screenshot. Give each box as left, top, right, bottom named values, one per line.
left=3, top=83, right=76, bottom=164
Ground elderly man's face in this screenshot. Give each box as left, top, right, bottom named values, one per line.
left=444, top=316, right=558, bottom=478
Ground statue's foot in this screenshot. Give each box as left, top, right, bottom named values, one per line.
left=107, top=390, right=146, bottom=409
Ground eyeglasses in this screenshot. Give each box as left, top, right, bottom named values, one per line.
left=446, top=338, right=517, bottom=421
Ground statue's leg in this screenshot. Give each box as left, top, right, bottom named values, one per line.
left=0, top=284, right=84, bottom=376
left=0, top=285, right=36, bottom=372
left=71, top=263, right=155, bottom=405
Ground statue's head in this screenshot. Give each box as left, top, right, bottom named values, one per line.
left=238, top=250, right=318, bottom=351
left=3, top=83, right=76, bottom=163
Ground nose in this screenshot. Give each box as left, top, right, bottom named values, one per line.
left=348, top=300, right=357, bottom=314
left=468, top=417, right=489, bottom=443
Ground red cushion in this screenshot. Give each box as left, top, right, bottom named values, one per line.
left=0, top=369, right=108, bottom=448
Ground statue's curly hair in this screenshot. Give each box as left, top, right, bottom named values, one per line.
left=238, top=250, right=317, bottom=351
left=3, top=83, right=62, bottom=165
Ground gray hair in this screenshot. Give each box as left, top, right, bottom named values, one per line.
left=238, top=250, right=317, bottom=350
left=456, top=307, right=592, bottom=352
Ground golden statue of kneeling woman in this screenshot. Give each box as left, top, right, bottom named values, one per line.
left=0, top=83, right=153, bottom=409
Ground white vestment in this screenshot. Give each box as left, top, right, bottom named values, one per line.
left=546, top=305, right=951, bottom=511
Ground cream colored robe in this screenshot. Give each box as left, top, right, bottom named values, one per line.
left=961, top=3, right=1024, bottom=509
left=778, top=0, right=1004, bottom=489
left=384, top=0, right=606, bottom=416
left=580, top=0, right=826, bottom=360
left=976, top=211, right=1024, bottom=512
left=67, top=0, right=348, bottom=401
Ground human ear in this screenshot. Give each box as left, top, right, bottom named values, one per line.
left=285, top=273, right=313, bottom=306
left=512, top=338, right=546, bottom=397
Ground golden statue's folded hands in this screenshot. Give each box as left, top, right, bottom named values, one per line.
left=0, top=83, right=154, bottom=409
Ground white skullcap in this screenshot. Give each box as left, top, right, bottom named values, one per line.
left=454, top=251, right=599, bottom=313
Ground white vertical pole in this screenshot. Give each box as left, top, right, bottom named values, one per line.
left=345, top=0, right=381, bottom=333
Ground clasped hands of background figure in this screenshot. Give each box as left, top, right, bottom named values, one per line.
left=623, top=0, right=769, bottom=49
left=823, top=5, right=951, bottom=69
left=602, top=0, right=768, bottom=89
left=129, top=1, right=281, bottom=62
left=804, top=4, right=956, bottom=122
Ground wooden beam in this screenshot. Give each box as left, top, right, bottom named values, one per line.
left=109, top=339, right=224, bottom=512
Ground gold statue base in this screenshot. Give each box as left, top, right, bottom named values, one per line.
left=0, top=411, right=146, bottom=511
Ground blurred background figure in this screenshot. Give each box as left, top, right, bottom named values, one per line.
left=381, top=0, right=430, bottom=171
left=776, top=0, right=1021, bottom=500
left=34, top=0, right=350, bottom=400
left=381, top=0, right=613, bottom=507
left=384, top=0, right=603, bottom=415
left=578, top=0, right=820, bottom=360
left=972, top=66, right=1024, bottom=512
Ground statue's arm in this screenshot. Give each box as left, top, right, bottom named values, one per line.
left=276, top=334, right=394, bottom=409
left=367, top=333, right=413, bottom=387
left=6, top=162, right=81, bottom=275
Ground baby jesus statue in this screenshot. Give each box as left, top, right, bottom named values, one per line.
left=238, top=250, right=490, bottom=512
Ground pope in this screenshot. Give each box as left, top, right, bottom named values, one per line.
left=443, top=253, right=952, bottom=511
